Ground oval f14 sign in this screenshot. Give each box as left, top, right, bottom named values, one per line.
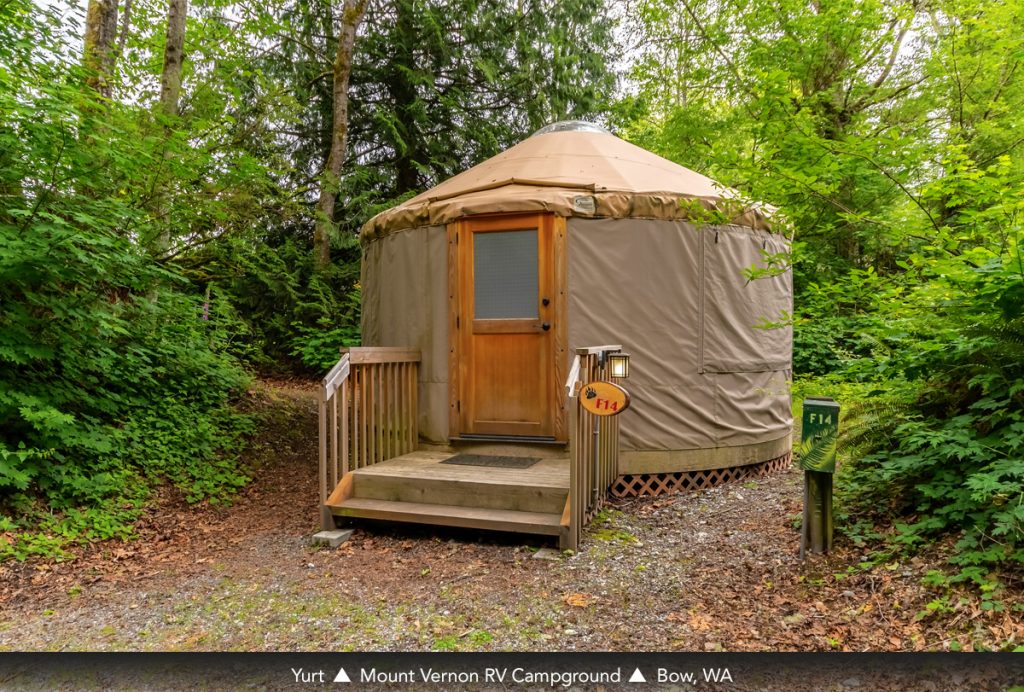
left=579, top=380, right=630, bottom=416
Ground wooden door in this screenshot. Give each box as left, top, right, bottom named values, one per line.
left=451, top=213, right=564, bottom=440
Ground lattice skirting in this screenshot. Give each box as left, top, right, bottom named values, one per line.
left=610, top=452, right=792, bottom=498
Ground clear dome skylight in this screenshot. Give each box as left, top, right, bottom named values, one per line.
left=530, top=120, right=611, bottom=136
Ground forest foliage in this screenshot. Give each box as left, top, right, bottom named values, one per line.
left=0, top=0, right=616, bottom=557
left=1, top=0, right=1021, bottom=592
left=619, top=0, right=1024, bottom=588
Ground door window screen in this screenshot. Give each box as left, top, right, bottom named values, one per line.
left=473, top=230, right=538, bottom=319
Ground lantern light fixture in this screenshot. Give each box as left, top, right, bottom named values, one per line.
left=608, top=352, right=630, bottom=379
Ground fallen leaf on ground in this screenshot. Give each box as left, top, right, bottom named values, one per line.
left=563, top=592, right=592, bottom=607
left=688, top=612, right=713, bottom=631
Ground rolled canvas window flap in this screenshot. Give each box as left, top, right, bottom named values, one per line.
left=701, top=227, right=792, bottom=373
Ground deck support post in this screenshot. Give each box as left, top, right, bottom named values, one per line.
left=320, top=505, right=337, bottom=532
left=318, top=388, right=330, bottom=531
left=559, top=494, right=575, bottom=551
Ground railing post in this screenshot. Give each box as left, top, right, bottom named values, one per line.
left=591, top=407, right=600, bottom=504
left=318, top=386, right=335, bottom=531
left=568, top=393, right=580, bottom=551
left=341, top=378, right=349, bottom=477
left=329, top=391, right=339, bottom=496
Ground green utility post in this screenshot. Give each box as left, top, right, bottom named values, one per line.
left=799, top=397, right=840, bottom=557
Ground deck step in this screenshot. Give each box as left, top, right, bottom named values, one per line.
left=329, top=498, right=565, bottom=537
left=352, top=472, right=567, bottom=514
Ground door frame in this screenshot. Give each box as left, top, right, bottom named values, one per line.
left=447, top=212, right=568, bottom=442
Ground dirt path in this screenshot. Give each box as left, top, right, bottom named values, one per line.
left=0, top=382, right=1020, bottom=654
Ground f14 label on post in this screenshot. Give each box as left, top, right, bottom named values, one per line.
left=798, top=396, right=840, bottom=473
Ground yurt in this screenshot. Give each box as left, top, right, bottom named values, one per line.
left=356, top=121, right=792, bottom=503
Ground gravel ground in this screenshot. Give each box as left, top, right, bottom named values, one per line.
left=0, top=382, right=1020, bottom=684
left=3, top=477, right=814, bottom=653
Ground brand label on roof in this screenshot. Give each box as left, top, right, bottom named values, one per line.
left=573, top=195, right=596, bottom=214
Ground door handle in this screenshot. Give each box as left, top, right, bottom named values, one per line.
left=542, top=322, right=551, bottom=331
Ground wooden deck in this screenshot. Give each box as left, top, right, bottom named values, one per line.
left=324, top=448, right=571, bottom=545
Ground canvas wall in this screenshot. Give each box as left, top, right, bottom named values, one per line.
left=566, top=217, right=792, bottom=471
left=360, top=225, right=450, bottom=442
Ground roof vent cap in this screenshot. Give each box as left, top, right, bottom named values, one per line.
left=530, top=120, right=611, bottom=137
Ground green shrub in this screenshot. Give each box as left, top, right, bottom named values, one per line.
left=828, top=242, right=1024, bottom=583
left=288, top=284, right=362, bottom=371
left=0, top=4, right=255, bottom=559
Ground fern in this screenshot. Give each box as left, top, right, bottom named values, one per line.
left=803, top=241, right=1024, bottom=583
left=796, top=429, right=838, bottom=472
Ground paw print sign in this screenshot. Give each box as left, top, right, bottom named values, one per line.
left=579, top=380, right=630, bottom=416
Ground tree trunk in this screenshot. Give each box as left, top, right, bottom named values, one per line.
left=314, top=0, right=370, bottom=271
left=115, top=0, right=134, bottom=67
left=152, top=0, right=188, bottom=255
left=80, top=0, right=119, bottom=201
left=159, top=0, right=188, bottom=118
left=83, top=0, right=119, bottom=97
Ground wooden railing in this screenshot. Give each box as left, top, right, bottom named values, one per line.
left=319, top=347, right=421, bottom=529
left=564, top=345, right=623, bottom=550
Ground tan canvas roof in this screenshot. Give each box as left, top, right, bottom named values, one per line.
left=361, top=126, right=772, bottom=240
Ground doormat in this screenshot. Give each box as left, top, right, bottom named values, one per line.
left=440, top=454, right=540, bottom=469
